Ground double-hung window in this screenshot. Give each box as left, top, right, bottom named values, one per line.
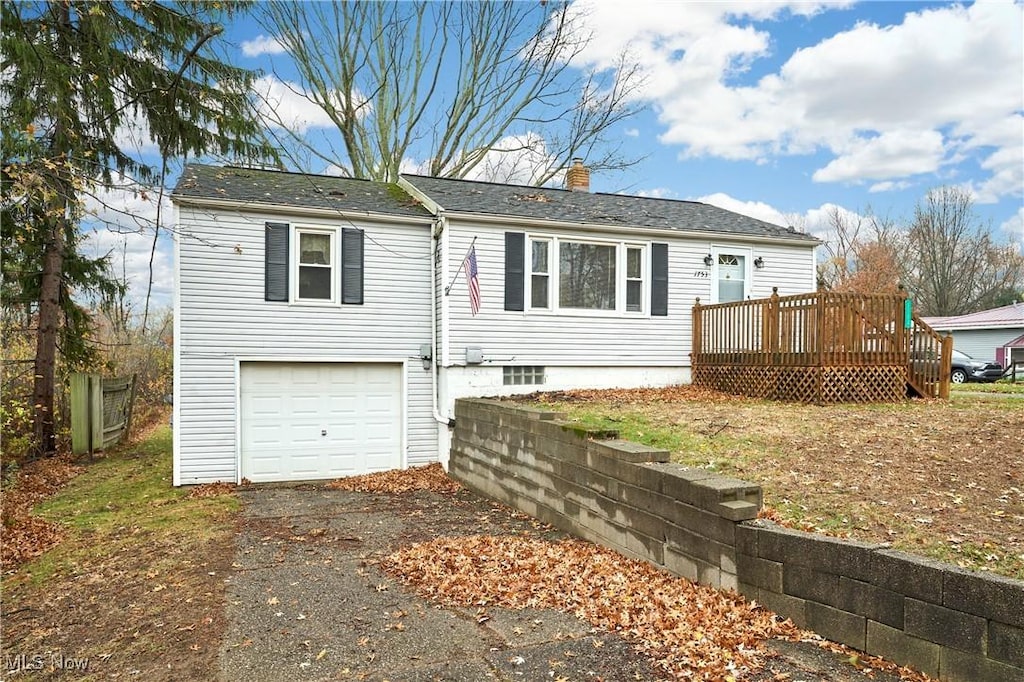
left=295, top=228, right=336, bottom=302
left=625, top=246, right=644, bottom=312
left=531, top=239, right=551, bottom=309
left=526, top=236, right=647, bottom=315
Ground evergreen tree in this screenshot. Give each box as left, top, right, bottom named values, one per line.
left=1, top=1, right=277, bottom=455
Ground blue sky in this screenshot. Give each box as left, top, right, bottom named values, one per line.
left=88, top=1, right=1023, bottom=312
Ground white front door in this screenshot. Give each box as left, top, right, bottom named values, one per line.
left=239, top=362, right=403, bottom=483
left=714, top=251, right=749, bottom=303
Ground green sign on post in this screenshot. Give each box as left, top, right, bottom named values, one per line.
left=904, top=298, right=913, bottom=329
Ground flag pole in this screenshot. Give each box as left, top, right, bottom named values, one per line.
left=444, top=236, right=477, bottom=296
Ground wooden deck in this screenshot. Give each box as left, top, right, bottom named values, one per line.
left=691, top=289, right=952, bottom=403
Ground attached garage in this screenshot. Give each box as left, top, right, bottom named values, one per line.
left=239, top=362, right=404, bottom=483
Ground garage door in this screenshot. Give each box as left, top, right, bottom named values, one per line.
left=240, top=362, right=403, bottom=483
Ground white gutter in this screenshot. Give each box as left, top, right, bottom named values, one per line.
left=429, top=211, right=453, bottom=427
left=402, top=174, right=451, bottom=425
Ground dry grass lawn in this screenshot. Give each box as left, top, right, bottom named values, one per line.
left=522, top=386, right=1024, bottom=580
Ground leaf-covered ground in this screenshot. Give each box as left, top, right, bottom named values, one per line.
left=382, top=534, right=790, bottom=680
left=1, top=422, right=239, bottom=680
left=6, top=440, right=936, bottom=680
left=327, top=461, right=462, bottom=494
left=519, top=385, right=1024, bottom=579
left=380, top=533, right=930, bottom=681
left=1, top=455, right=81, bottom=569
left=351, top=468, right=929, bottom=680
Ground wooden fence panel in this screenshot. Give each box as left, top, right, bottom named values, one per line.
left=70, top=373, right=137, bottom=455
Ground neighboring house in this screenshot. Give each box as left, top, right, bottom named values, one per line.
left=922, top=303, right=1024, bottom=365
left=171, top=162, right=819, bottom=485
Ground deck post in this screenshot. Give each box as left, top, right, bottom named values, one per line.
left=691, top=297, right=702, bottom=370
left=939, top=334, right=953, bottom=400
left=896, top=284, right=909, bottom=359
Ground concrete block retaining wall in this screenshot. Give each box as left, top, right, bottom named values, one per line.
left=448, top=399, right=1024, bottom=682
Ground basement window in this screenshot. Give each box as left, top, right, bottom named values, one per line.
left=503, top=366, right=545, bottom=386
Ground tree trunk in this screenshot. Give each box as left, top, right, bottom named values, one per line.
left=30, top=0, right=73, bottom=458
left=32, top=211, right=65, bottom=456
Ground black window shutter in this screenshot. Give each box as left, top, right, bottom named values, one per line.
left=651, top=242, right=668, bottom=316
left=341, top=227, right=364, bottom=304
left=265, top=222, right=289, bottom=302
left=504, top=232, right=525, bottom=311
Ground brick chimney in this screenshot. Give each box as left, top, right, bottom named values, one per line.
left=565, top=158, right=590, bottom=192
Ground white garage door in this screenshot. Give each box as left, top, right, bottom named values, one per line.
left=240, top=362, right=403, bottom=483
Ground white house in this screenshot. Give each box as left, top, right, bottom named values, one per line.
left=922, top=303, right=1024, bottom=366
left=171, top=162, right=819, bottom=485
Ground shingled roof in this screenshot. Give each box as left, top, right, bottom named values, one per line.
left=173, top=164, right=818, bottom=244
left=402, top=174, right=818, bottom=243
left=172, top=164, right=432, bottom=218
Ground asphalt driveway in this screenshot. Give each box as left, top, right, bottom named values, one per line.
left=218, top=485, right=915, bottom=681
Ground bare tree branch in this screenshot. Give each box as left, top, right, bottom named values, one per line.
left=258, top=0, right=645, bottom=185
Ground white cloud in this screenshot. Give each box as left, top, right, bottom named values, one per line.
left=82, top=173, right=177, bottom=310
left=82, top=175, right=172, bottom=233
left=624, top=128, right=640, bottom=138
left=695, top=192, right=876, bottom=246
left=1000, top=207, right=1024, bottom=247
left=800, top=202, right=866, bottom=239
left=463, top=133, right=562, bottom=186
left=322, top=164, right=349, bottom=177
left=637, top=187, right=676, bottom=199
left=253, top=75, right=345, bottom=134
left=571, top=1, right=1023, bottom=198
left=812, top=130, right=945, bottom=183
left=868, top=180, right=912, bottom=194
left=82, top=227, right=175, bottom=313
left=112, top=114, right=158, bottom=157
left=695, top=192, right=789, bottom=227
left=241, top=34, right=287, bottom=58
left=971, top=138, right=1024, bottom=204
left=80, top=177, right=175, bottom=312
left=396, top=133, right=562, bottom=186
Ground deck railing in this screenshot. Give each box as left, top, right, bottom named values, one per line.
left=692, top=289, right=951, bottom=402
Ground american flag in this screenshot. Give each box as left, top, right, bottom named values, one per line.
left=466, top=245, right=481, bottom=316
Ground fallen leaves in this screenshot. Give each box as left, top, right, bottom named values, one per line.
left=380, top=534, right=797, bottom=681
left=187, top=481, right=236, bottom=498
left=327, top=462, right=461, bottom=494
left=519, top=384, right=745, bottom=406
left=0, top=454, right=82, bottom=569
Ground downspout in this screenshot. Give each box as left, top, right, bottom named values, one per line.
left=430, top=212, right=454, bottom=426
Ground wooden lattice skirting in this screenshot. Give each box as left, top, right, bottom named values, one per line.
left=693, top=365, right=907, bottom=404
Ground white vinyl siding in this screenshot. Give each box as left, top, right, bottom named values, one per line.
left=175, top=206, right=434, bottom=485
left=444, top=220, right=816, bottom=367
left=928, top=327, right=1024, bottom=363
